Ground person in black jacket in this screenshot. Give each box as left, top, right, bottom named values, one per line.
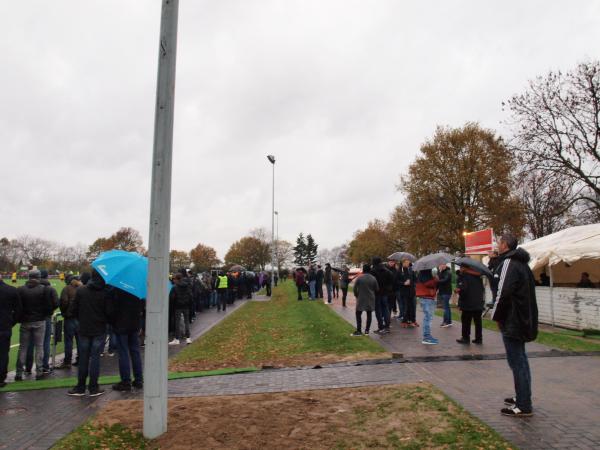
left=371, top=257, right=394, bottom=334
left=110, top=288, right=144, bottom=391
left=316, top=265, right=324, bottom=299
left=492, top=233, right=538, bottom=417
left=324, top=263, right=333, bottom=303
left=67, top=269, right=112, bottom=397
left=437, top=265, right=453, bottom=327
left=56, top=275, right=82, bottom=369
left=455, top=267, right=484, bottom=344
left=0, top=275, right=22, bottom=387
left=16, top=270, right=54, bottom=380
left=169, top=273, right=193, bottom=345
left=398, top=259, right=417, bottom=327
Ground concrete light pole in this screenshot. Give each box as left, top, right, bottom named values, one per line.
left=267, top=155, right=275, bottom=293
left=144, top=0, right=179, bottom=439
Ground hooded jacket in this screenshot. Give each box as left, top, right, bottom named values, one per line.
left=371, top=260, right=394, bottom=296
left=170, top=277, right=193, bottom=310
left=59, top=278, right=82, bottom=318
left=492, top=248, right=538, bottom=342
left=69, top=270, right=112, bottom=336
left=0, top=280, right=21, bottom=331
left=110, top=288, right=143, bottom=334
left=17, top=279, right=54, bottom=323
left=40, top=278, right=59, bottom=315
left=457, top=271, right=484, bottom=311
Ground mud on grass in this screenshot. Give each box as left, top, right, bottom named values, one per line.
left=86, top=383, right=513, bottom=450
left=170, top=281, right=387, bottom=372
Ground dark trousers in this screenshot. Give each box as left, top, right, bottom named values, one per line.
left=116, top=333, right=143, bottom=383
left=0, top=330, right=10, bottom=382
left=333, top=284, right=339, bottom=298
left=63, top=318, right=80, bottom=364
left=266, top=282, right=272, bottom=296
left=355, top=311, right=372, bottom=333
left=341, top=287, right=348, bottom=306
left=402, top=293, right=416, bottom=323
left=388, top=292, right=397, bottom=314
left=218, top=290, right=227, bottom=311
left=375, top=295, right=390, bottom=330
left=297, top=284, right=303, bottom=300
left=461, top=310, right=483, bottom=341
left=503, top=335, right=533, bottom=412
left=26, top=317, right=51, bottom=371
left=316, top=283, right=323, bottom=298
left=77, top=335, right=104, bottom=390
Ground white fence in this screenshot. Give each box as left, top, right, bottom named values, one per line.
left=536, top=287, right=600, bottom=330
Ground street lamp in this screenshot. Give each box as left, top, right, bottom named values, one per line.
left=274, top=211, right=279, bottom=274
left=267, top=155, right=276, bottom=294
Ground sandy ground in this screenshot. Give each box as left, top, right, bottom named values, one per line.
left=93, top=383, right=508, bottom=450
left=169, top=351, right=391, bottom=372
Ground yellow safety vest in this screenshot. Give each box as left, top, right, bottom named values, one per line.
left=218, top=275, right=228, bottom=289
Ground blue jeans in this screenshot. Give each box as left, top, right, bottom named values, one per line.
left=308, top=281, right=316, bottom=299
left=210, top=290, right=217, bottom=307
left=116, top=333, right=143, bottom=383
left=375, top=295, right=390, bottom=330
left=77, top=335, right=104, bottom=390
left=63, top=318, right=79, bottom=364
left=420, top=298, right=436, bottom=339
left=18, top=320, right=46, bottom=375
left=503, top=335, right=532, bottom=411
left=438, top=294, right=452, bottom=324
left=325, top=282, right=332, bottom=302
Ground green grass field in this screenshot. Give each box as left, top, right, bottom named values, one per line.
left=7, top=278, right=66, bottom=372
left=172, top=280, right=387, bottom=370
left=436, top=308, right=600, bottom=352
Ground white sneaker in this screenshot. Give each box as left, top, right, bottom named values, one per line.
left=168, top=339, right=180, bottom=345
left=186, top=338, right=192, bottom=344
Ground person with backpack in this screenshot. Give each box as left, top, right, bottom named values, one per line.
left=15, top=270, right=55, bottom=380
left=492, top=233, right=538, bottom=417
left=56, top=275, right=82, bottom=369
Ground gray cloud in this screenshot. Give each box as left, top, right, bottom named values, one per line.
left=2, top=0, right=599, bottom=258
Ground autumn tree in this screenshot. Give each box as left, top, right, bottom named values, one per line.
left=348, top=220, right=395, bottom=265
left=273, top=239, right=294, bottom=272
left=189, top=243, right=220, bottom=271
left=317, top=245, right=349, bottom=267
left=506, top=61, right=600, bottom=215
left=169, top=250, right=191, bottom=272
left=224, top=236, right=270, bottom=270
left=396, top=123, right=525, bottom=253
left=14, top=235, right=56, bottom=267
left=87, top=227, right=145, bottom=261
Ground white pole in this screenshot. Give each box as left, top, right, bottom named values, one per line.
left=144, top=0, right=179, bottom=439
left=271, top=161, right=275, bottom=291
left=548, top=264, right=555, bottom=327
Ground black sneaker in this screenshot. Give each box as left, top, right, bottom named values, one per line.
left=112, top=381, right=132, bottom=391
left=14, top=375, right=23, bottom=382
left=88, top=388, right=106, bottom=397
left=501, top=406, right=532, bottom=417
left=132, top=380, right=143, bottom=389
left=364, top=330, right=370, bottom=335
left=456, top=338, right=470, bottom=344
left=35, top=373, right=47, bottom=380
left=351, top=331, right=363, bottom=337
left=504, top=397, right=516, bottom=406
left=56, top=361, right=72, bottom=370
left=0, top=381, right=6, bottom=388
left=67, top=387, right=86, bottom=397
left=472, top=339, right=483, bottom=344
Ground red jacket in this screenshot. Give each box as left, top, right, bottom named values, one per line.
left=295, top=271, right=306, bottom=286
left=415, top=279, right=438, bottom=299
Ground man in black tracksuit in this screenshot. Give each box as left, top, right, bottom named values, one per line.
left=492, top=233, right=538, bottom=417
left=0, top=276, right=21, bottom=387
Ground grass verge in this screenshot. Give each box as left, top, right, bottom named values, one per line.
left=171, top=281, right=387, bottom=371
left=0, top=367, right=259, bottom=392
left=53, top=422, right=150, bottom=450
left=436, top=308, right=600, bottom=352
left=56, top=383, right=514, bottom=449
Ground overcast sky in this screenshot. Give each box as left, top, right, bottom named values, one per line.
left=2, top=1, right=600, bottom=258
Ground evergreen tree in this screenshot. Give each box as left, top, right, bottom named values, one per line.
left=293, top=233, right=307, bottom=266
left=305, top=234, right=318, bottom=265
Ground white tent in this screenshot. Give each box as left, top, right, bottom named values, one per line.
left=521, top=224, right=600, bottom=285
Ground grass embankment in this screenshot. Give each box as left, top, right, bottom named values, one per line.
left=171, top=281, right=387, bottom=371
left=53, top=383, right=513, bottom=450
left=8, top=278, right=65, bottom=370
left=437, top=308, right=600, bottom=352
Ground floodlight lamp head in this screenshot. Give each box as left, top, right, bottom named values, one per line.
left=267, top=155, right=276, bottom=164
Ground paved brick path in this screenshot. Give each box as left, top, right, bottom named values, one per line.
left=2, top=290, right=600, bottom=449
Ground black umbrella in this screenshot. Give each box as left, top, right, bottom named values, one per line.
left=454, top=257, right=493, bottom=279
left=414, top=252, right=454, bottom=271
left=388, top=252, right=417, bottom=262
left=295, top=267, right=308, bottom=274
left=229, top=264, right=246, bottom=272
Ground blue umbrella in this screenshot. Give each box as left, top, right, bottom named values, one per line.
left=92, top=250, right=148, bottom=299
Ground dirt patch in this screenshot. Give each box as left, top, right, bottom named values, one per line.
left=93, top=383, right=512, bottom=450
left=169, top=350, right=391, bottom=372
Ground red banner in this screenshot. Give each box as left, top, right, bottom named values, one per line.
left=464, top=229, right=495, bottom=254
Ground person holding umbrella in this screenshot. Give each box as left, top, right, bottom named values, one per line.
left=455, top=266, right=485, bottom=344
